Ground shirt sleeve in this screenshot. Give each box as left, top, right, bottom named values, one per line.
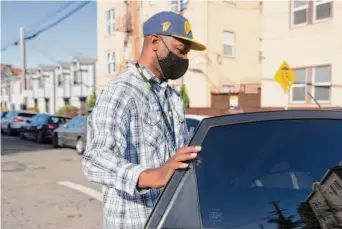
left=81, top=82, right=151, bottom=196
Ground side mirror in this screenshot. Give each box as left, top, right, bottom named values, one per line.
left=26, top=120, right=31, bottom=123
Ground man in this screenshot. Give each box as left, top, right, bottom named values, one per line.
left=81, top=11, right=206, bottom=229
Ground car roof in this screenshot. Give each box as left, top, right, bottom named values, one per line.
left=185, top=114, right=211, bottom=121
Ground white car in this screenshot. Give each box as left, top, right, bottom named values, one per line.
left=185, top=114, right=210, bottom=136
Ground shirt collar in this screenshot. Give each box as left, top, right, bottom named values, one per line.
left=127, top=61, right=169, bottom=92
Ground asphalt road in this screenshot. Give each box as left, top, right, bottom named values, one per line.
left=1, top=134, right=103, bottom=229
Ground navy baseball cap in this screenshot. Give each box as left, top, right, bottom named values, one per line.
left=143, top=11, right=206, bottom=51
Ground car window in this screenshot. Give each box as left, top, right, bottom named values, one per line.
left=195, top=119, right=342, bottom=229
left=186, top=118, right=200, bottom=131
left=49, top=116, right=68, bottom=125
left=67, top=117, right=78, bottom=128
left=79, top=116, right=87, bottom=128
left=7, top=111, right=16, bottom=118
left=18, top=113, right=35, bottom=118
left=148, top=116, right=342, bottom=229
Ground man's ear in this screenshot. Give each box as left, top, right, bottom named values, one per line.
left=150, top=35, right=160, bottom=51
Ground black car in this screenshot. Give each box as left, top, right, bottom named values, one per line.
left=20, top=114, right=70, bottom=143
left=143, top=110, right=342, bottom=229
left=52, top=115, right=88, bottom=154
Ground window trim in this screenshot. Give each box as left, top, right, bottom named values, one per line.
left=105, top=8, right=116, bottom=36
left=313, top=0, right=333, bottom=23
left=144, top=110, right=342, bottom=229
left=291, top=0, right=309, bottom=27
left=223, top=30, right=236, bottom=58
left=311, top=65, right=331, bottom=104
left=105, top=51, right=116, bottom=75
left=290, top=68, right=307, bottom=104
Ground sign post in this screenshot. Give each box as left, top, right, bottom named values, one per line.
left=274, top=61, right=296, bottom=110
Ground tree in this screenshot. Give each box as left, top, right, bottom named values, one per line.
left=179, top=84, right=190, bottom=108
left=86, top=91, right=96, bottom=108
left=56, top=105, right=79, bottom=117
left=297, top=202, right=321, bottom=229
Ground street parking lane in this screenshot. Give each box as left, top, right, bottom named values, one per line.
left=1, top=134, right=103, bottom=229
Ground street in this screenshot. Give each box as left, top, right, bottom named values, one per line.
left=1, top=134, right=103, bottom=229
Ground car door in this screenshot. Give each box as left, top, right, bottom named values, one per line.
left=144, top=110, right=342, bottom=229
left=63, top=117, right=78, bottom=146
left=2, top=110, right=15, bottom=130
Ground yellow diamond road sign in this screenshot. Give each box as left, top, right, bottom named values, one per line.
left=274, top=61, right=296, bottom=94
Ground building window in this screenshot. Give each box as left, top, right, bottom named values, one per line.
left=105, top=8, right=115, bottom=35
left=291, top=0, right=308, bottom=26
left=34, top=99, right=38, bottom=108
left=223, top=0, right=236, bottom=4
left=169, top=0, right=179, bottom=11
left=64, top=98, right=70, bottom=105
left=106, top=51, right=116, bottom=74
left=74, top=71, right=82, bottom=85
left=223, top=31, right=235, bottom=57
left=291, top=68, right=307, bottom=103
left=330, top=185, right=338, bottom=195
left=314, top=0, right=332, bottom=21
left=57, top=74, right=63, bottom=87
left=312, top=65, right=331, bottom=102
left=45, top=98, right=49, bottom=113
left=333, top=180, right=342, bottom=191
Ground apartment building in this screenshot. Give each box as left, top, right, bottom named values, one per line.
left=1, top=57, right=96, bottom=113
left=261, top=0, right=342, bottom=108
left=0, top=64, right=22, bottom=110
left=306, top=166, right=342, bottom=228
left=97, top=0, right=262, bottom=108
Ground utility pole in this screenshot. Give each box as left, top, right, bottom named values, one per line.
left=20, top=27, right=27, bottom=110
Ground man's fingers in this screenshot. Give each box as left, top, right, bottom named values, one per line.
left=177, top=146, right=201, bottom=155
left=175, top=162, right=189, bottom=169
left=174, top=152, right=197, bottom=162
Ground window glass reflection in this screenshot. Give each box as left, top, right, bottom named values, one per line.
left=196, top=119, right=342, bottom=229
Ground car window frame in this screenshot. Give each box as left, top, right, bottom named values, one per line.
left=144, top=110, right=342, bottom=229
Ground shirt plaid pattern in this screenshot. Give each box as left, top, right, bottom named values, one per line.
left=81, top=61, right=189, bottom=229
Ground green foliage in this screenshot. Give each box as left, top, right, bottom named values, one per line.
left=179, top=84, right=190, bottom=108
left=56, top=105, right=79, bottom=117
left=297, top=202, right=323, bottom=229
left=0, top=107, right=9, bottom=111
left=27, top=107, right=39, bottom=113
left=86, top=91, right=97, bottom=108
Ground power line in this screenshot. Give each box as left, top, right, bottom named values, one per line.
left=26, top=1, right=75, bottom=35
left=1, top=1, right=90, bottom=52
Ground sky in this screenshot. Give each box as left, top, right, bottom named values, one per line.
left=1, top=0, right=97, bottom=68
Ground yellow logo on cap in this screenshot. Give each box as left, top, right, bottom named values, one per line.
left=184, top=21, right=191, bottom=35
left=162, top=21, right=171, bottom=32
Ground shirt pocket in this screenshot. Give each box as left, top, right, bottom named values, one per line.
left=141, top=103, right=164, bottom=149
left=173, top=104, right=186, bottom=146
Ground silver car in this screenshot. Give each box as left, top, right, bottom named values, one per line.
left=1, top=110, right=37, bottom=136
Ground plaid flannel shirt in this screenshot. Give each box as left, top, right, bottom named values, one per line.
left=81, top=61, right=189, bottom=229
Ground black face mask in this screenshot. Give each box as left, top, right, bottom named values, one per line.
left=156, top=39, right=189, bottom=80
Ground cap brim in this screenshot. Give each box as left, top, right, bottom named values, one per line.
left=171, top=35, right=206, bottom=51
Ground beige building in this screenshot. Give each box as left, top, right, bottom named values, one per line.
left=261, top=0, right=342, bottom=108
left=96, top=0, right=262, bottom=108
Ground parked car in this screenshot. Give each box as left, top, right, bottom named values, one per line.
left=20, top=114, right=70, bottom=143
left=143, top=110, right=342, bottom=229
left=0, top=111, right=8, bottom=119
left=52, top=115, right=88, bottom=154
left=186, top=114, right=210, bottom=132
left=1, top=110, right=37, bottom=136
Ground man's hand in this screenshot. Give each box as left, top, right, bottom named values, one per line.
left=138, top=146, right=201, bottom=189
